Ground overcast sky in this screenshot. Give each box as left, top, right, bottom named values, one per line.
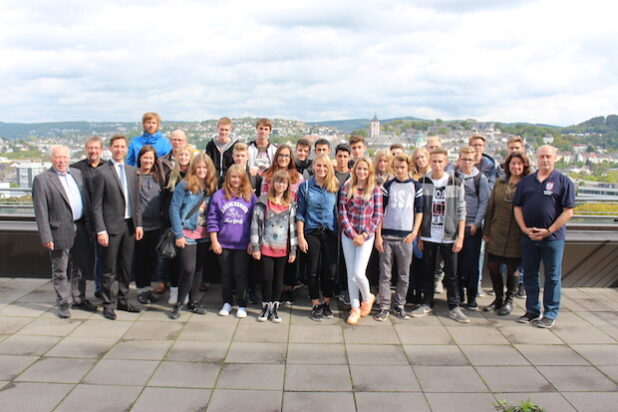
left=1, top=0, right=616, bottom=126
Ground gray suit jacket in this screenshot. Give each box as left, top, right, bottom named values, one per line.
left=92, top=160, right=139, bottom=235
left=32, top=167, right=90, bottom=250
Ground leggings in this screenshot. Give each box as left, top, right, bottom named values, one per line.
left=304, top=229, right=338, bottom=300
left=261, top=256, right=287, bottom=302
left=134, top=228, right=161, bottom=289
left=177, top=241, right=209, bottom=305
left=341, top=235, right=375, bottom=309
left=219, top=248, right=249, bottom=307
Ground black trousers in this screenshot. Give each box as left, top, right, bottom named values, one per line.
left=422, top=241, right=460, bottom=309
left=177, top=241, right=209, bottom=305
left=219, top=249, right=249, bottom=307
left=261, top=256, right=286, bottom=302
left=101, top=219, right=135, bottom=309
left=134, top=228, right=161, bottom=289
left=457, top=227, right=482, bottom=305
left=304, top=229, right=338, bottom=300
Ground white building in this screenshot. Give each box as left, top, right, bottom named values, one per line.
left=14, top=162, right=50, bottom=188
left=370, top=115, right=380, bottom=138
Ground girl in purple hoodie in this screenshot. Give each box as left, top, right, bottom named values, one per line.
left=208, top=164, right=257, bottom=318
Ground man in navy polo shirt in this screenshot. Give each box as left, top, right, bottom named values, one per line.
left=513, top=145, right=575, bottom=328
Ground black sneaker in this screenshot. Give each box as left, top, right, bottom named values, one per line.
left=517, top=312, right=541, bottom=324
left=321, top=303, right=334, bottom=319
left=257, top=302, right=270, bottom=322
left=247, top=288, right=259, bottom=305
left=393, top=306, right=409, bottom=319
left=537, top=317, right=555, bottom=328
left=311, top=304, right=324, bottom=321
left=186, top=301, right=205, bottom=315
left=464, top=302, right=479, bottom=311
left=374, top=308, right=390, bottom=321
left=168, top=304, right=181, bottom=320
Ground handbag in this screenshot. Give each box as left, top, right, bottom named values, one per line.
left=157, top=192, right=207, bottom=259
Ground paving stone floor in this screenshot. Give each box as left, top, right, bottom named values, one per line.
left=0, top=278, right=616, bottom=411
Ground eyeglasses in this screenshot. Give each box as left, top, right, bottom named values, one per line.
left=278, top=154, right=291, bottom=158
left=460, top=158, right=475, bottom=162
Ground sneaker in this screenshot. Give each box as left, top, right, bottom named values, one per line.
left=411, top=304, right=432, bottom=318
left=464, top=302, right=479, bottom=311
left=374, top=308, right=390, bottom=321
left=516, top=283, right=526, bottom=299
left=347, top=308, right=361, bottom=325
left=483, top=300, right=502, bottom=312
left=271, top=302, right=282, bottom=323
left=57, top=303, right=70, bottom=319
left=247, top=288, right=259, bottom=305
left=537, top=317, right=555, bottom=328
left=168, top=287, right=178, bottom=305
left=517, top=312, right=541, bottom=324
left=257, top=302, right=270, bottom=322
left=236, top=307, right=247, bottom=318
left=168, top=304, right=181, bottom=320
left=360, top=293, right=376, bottom=317
left=321, top=303, right=334, bottom=319
left=311, top=304, right=324, bottom=321
left=449, top=307, right=470, bottom=323
left=497, top=302, right=513, bottom=316
left=186, top=301, right=205, bottom=315
left=434, top=281, right=444, bottom=294
left=218, top=303, right=232, bottom=316
left=393, top=306, right=410, bottom=319
left=477, top=289, right=487, bottom=298
left=137, top=289, right=157, bottom=304
left=338, top=290, right=351, bottom=306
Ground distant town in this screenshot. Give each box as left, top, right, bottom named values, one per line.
left=1, top=115, right=617, bottom=201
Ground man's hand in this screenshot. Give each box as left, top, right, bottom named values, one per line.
left=452, top=237, right=464, bottom=253
left=375, top=235, right=384, bottom=252
left=43, top=241, right=54, bottom=251
left=404, top=233, right=416, bottom=244
left=468, top=223, right=477, bottom=236
left=135, top=227, right=144, bottom=241
left=97, top=233, right=109, bottom=247
left=175, top=237, right=186, bottom=249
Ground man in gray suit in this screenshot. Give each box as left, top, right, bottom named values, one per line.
left=32, top=145, right=98, bottom=318
left=92, top=134, right=142, bottom=320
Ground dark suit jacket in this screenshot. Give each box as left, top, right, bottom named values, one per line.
left=92, top=160, right=139, bottom=235
left=32, top=167, right=90, bottom=250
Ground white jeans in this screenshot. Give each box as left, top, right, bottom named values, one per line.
left=341, top=235, right=375, bottom=309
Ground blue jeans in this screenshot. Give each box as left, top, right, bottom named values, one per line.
left=520, top=237, right=564, bottom=320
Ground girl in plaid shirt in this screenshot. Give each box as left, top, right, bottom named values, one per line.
left=339, top=157, right=383, bottom=325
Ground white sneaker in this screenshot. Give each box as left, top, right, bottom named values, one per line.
left=184, top=294, right=189, bottom=304
left=236, top=307, right=247, bottom=318
left=168, top=287, right=178, bottom=305
left=218, top=303, right=232, bottom=316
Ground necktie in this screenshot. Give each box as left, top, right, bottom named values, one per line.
left=119, top=164, right=130, bottom=218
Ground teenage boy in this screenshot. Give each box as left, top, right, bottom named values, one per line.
left=314, top=138, right=331, bottom=156
left=412, top=148, right=469, bottom=323
left=375, top=154, right=423, bottom=320
left=469, top=134, right=498, bottom=190
left=390, top=143, right=404, bottom=157
left=206, top=117, right=237, bottom=185
left=454, top=146, right=489, bottom=310
left=127, top=112, right=171, bottom=166
left=248, top=118, right=278, bottom=176
left=348, top=135, right=366, bottom=169
left=334, top=144, right=351, bottom=187
left=295, top=138, right=313, bottom=180
left=233, top=143, right=261, bottom=195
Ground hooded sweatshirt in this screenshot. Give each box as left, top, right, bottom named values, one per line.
left=205, top=136, right=237, bottom=182
left=126, top=131, right=172, bottom=166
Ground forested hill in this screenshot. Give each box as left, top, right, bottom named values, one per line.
left=562, top=115, right=618, bottom=151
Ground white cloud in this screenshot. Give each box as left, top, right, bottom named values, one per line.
left=0, top=0, right=616, bottom=125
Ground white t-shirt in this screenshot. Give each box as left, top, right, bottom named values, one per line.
left=422, top=174, right=454, bottom=244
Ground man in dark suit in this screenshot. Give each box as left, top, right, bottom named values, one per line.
left=70, top=136, right=105, bottom=298
left=32, top=145, right=98, bottom=318
left=92, top=134, right=142, bottom=320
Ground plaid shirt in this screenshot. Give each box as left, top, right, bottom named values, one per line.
left=338, top=182, right=383, bottom=239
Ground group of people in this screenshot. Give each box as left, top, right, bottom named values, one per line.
left=32, top=112, right=575, bottom=328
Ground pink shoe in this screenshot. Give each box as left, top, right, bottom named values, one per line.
left=360, top=293, right=376, bottom=317
left=347, top=308, right=361, bottom=325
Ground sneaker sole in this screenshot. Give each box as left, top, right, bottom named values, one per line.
left=411, top=311, right=431, bottom=318
left=517, top=317, right=540, bottom=324
left=449, top=314, right=470, bottom=323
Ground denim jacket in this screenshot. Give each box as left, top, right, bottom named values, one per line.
left=296, top=178, right=338, bottom=234
left=169, top=181, right=210, bottom=239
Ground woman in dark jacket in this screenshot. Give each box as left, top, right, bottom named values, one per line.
left=483, top=152, right=531, bottom=315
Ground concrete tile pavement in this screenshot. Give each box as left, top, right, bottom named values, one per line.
left=0, top=278, right=615, bottom=411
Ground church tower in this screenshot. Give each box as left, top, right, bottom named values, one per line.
left=370, top=114, right=380, bottom=138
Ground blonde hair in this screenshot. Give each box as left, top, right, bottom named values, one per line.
left=374, top=149, right=393, bottom=175
left=223, top=164, right=254, bottom=202
left=142, top=112, right=161, bottom=126
left=268, top=170, right=292, bottom=206
left=459, top=146, right=476, bottom=157
left=233, top=142, right=248, bottom=153
left=184, top=153, right=217, bottom=195
left=411, top=147, right=430, bottom=179
left=166, top=144, right=195, bottom=191
left=217, top=117, right=232, bottom=128
left=425, top=136, right=442, bottom=149
left=312, top=154, right=339, bottom=193
left=347, top=157, right=376, bottom=201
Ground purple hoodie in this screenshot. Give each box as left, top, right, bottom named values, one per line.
left=207, top=189, right=257, bottom=250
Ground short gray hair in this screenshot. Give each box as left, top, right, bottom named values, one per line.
left=536, top=145, right=558, bottom=156
left=49, top=145, right=69, bottom=159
